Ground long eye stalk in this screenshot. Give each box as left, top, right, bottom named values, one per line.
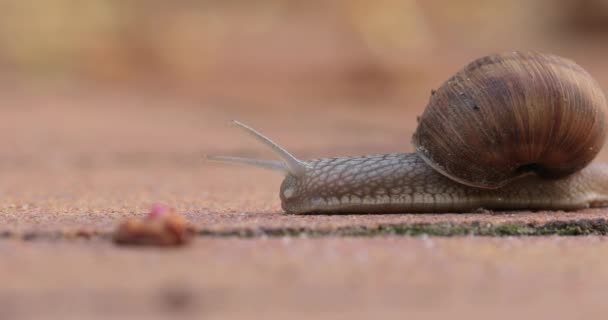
left=205, top=120, right=307, bottom=177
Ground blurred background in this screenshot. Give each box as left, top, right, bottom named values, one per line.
left=2, top=0, right=608, bottom=167
left=2, top=0, right=608, bottom=99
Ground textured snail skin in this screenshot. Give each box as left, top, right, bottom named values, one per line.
left=279, top=154, right=608, bottom=214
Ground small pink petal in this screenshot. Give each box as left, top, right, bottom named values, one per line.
left=148, top=204, right=170, bottom=218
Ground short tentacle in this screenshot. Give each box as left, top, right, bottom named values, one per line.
left=205, top=155, right=286, bottom=172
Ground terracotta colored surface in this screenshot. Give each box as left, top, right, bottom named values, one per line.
left=2, top=87, right=608, bottom=319
left=4, top=237, right=608, bottom=320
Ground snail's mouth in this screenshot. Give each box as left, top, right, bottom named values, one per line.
left=279, top=175, right=308, bottom=214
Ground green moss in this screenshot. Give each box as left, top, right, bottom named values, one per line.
left=196, top=218, right=608, bottom=238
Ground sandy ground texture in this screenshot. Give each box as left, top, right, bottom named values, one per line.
left=3, top=237, right=608, bottom=320
left=2, top=87, right=608, bottom=319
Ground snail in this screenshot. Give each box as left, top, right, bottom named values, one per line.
left=209, top=51, right=608, bottom=214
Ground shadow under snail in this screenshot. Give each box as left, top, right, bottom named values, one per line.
left=209, top=51, right=608, bottom=214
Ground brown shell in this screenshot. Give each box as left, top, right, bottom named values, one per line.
left=412, top=51, right=607, bottom=189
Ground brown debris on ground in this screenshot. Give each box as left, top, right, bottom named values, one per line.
left=113, top=204, right=194, bottom=246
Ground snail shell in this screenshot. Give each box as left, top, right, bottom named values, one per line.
left=413, top=51, right=608, bottom=189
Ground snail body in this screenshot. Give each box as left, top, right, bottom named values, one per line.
left=209, top=52, right=608, bottom=214
left=279, top=153, right=608, bottom=213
